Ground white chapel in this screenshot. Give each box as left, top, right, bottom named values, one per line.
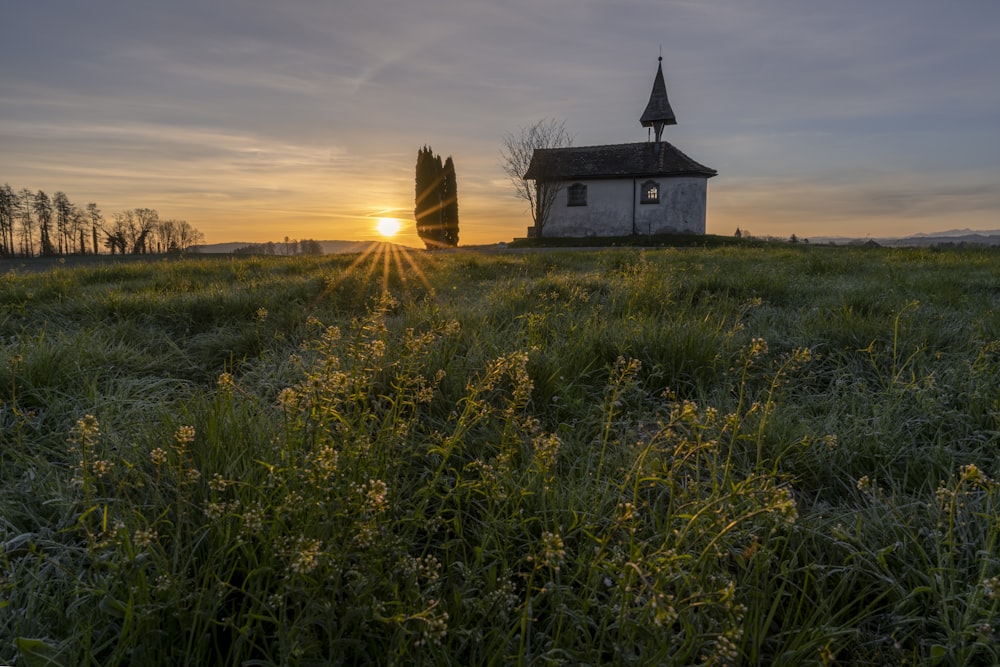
left=524, top=58, right=717, bottom=238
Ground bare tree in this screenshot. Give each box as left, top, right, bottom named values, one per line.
left=131, top=208, right=158, bottom=254
left=70, top=205, right=87, bottom=254
left=87, top=203, right=102, bottom=255
left=33, top=190, right=55, bottom=256
left=154, top=218, right=174, bottom=252
left=174, top=220, right=203, bottom=251
left=105, top=212, right=130, bottom=254
left=0, top=184, right=15, bottom=256
left=499, top=118, right=572, bottom=237
left=18, top=189, right=35, bottom=256
left=53, top=191, right=72, bottom=254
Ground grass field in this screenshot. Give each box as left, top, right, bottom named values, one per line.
left=2, top=242, right=999, bottom=665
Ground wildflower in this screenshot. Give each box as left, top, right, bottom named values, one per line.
left=134, top=528, right=158, bottom=549
left=749, top=337, right=768, bottom=359
left=977, top=623, right=994, bottom=641
left=935, top=483, right=952, bottom=507
left=217, top=372, right=235, bottom=390
left=415, top=379, right=435, bottom=404
left=154, top=574, right=172, bottom=593
left=822, top=434, right=838, bottom=449
left=357, top=479, right=389, bottom=515
left=532, top=432, right=561, bottom=471
left=401, top=554, right=442, bottom=583
left=354, top=521, right=377, bottom=549
left=204, top=499, right=238, bottom=520
left=982, top=576, right=1000, bottom=601
left=255, top=307, right=268, bottom=322
left=482, top=575, right=519, bottom=615
left=856, top=476, right=872, bottom=492
left=404, top=327, right=437, bottom=354
left=279, top=491, right=303, bottom=516
left=175, top=425, right=195, bottom=448
left=241, top=503, right=266, bottom=537
left=209, top=473, right=229, bottom=492
left=276, top=387, right=299, bottom=413
left=706, top=629, right=741, bottom=665
left=773, top=486, right=798, bottom=524
left=149, top=448, right=168, bottom=466
left=320, top=325, right=341, bottom=344
left=668, top=399, right=699, bottom=425
left=413, top=600, right=449, bottom=647
left=90, top=459, right=113, bottom=479
left=69, top=414, right=101, bottom=448
left=310, top=444, right=338, bottom=473
left=290, top=537, right=323, bottom=575
left=204, top=501, right=226, bottom=521
left=363, top=338, right=387, bottom=362
left=960, top=463, right=992, bottom=487
left=539, top=531, right=566, bottom=571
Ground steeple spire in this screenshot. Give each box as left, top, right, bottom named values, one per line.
left=640, top=56, right=677, bottom=144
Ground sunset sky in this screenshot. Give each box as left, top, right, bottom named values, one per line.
left=3, top=1, right=999, bottom=247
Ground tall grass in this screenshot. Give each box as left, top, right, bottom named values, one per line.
left=2, top=245, right=999, bottom=665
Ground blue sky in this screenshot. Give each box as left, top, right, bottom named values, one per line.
left=2, top=1, right=999, bottom=246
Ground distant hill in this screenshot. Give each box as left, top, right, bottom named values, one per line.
left=191, top=240, right=408, bottom=255
left=809, top=230, right=1000, bottom=247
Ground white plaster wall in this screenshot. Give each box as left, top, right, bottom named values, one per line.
left=540, top=176, right=707, bottom=237
left=639, top=177, right=707, bottom=235
left=543, top=180, right=633, bottom=237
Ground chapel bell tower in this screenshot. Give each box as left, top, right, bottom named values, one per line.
left=640, top=56, right=677, bottom=145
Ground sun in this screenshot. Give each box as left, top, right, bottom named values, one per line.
left=375, top=217, right=401, bottom=237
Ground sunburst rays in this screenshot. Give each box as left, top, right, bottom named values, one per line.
left=312, top=241, right=436, bottom=307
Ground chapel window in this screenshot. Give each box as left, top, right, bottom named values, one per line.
left=641, top=180, right=660, bottom=204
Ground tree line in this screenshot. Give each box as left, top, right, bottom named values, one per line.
left=0, top=184, right=203, bottom=257
left=232, top=239, right=325, bottom=256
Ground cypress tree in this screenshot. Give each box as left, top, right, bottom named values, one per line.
left=414, top=146, right=439, bottom=249
left=414, top=146, right=428, bottom=242
left=441, top=156, right=459, bottom=247
left=414, top=146, right=459, bottom=249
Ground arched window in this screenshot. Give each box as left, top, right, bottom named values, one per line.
left=641, top=180, right=660, bottom=204
left=567, top=183, right=588, bottom=207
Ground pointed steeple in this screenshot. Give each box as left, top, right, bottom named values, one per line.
left=640, top=56, right=677, bottom=144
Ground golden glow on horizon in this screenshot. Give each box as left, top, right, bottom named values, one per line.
left=375, top=217, right=401, bottom=237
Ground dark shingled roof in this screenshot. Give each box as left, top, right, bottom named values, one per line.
left=523, top=142, right=717, bottom=181
left=640, top=60, right=677, bottom=129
